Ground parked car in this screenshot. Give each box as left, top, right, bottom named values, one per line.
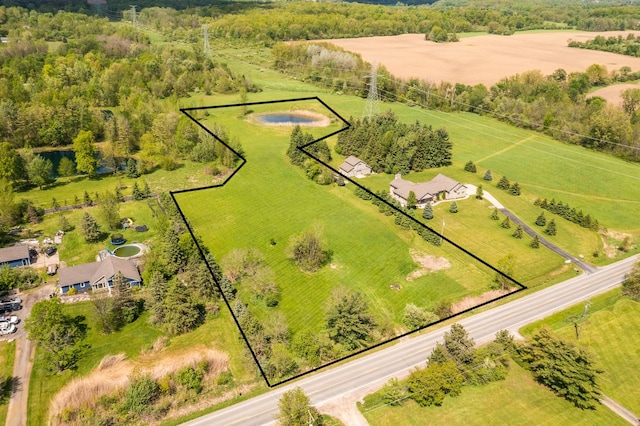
left=0, top=316, right=19, bottom=324
left=0, top=322, right=16, bottom=335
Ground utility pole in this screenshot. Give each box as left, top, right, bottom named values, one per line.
left=440, top=217, right=445, bottom=245
left=203, top=24, right=211, bottom=56
left=130, top=5, right=138, bottom=29
left=363, top=61, right=380, bottom=119
left=577, top=299, right=591, bottom=339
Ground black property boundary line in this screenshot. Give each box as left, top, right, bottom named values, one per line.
left=171, top=97, right=527, bottom=388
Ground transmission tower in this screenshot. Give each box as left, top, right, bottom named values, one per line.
left=363, top=62, right=380, bottom=119
left=130, top=5, right=138, bottom=29
left=203, top=24, right=211, bottom=56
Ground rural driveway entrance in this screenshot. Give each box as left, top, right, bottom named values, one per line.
left=465, top=185, right=597, bottom=274
left=5, top=284, right=55, bottom=426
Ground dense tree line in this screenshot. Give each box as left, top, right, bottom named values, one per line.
left=569, top=33, right=640, bottom=57
left=336, top=111, right=453, bottom=174
left=534, top=198, right=600, bottom=231
left=381, top=326, right=511, bottom=407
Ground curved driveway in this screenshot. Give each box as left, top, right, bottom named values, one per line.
left=183, top=255, right=637, bottom=426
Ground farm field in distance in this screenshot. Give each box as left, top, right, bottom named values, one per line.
left=321, top=31, right=640, bottom=87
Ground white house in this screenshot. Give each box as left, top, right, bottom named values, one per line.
left=390, top=173, right=467, bottom=208
left=339, top=156, right=372, bottom=177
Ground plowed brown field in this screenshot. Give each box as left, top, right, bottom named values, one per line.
left=321, top=31, right=640, bottom=87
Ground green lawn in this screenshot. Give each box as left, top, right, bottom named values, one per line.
left=522, top=291, right=640, bottom=415
left=0, top=341, right=16, bottom=425
left=360, top=361, right=625, bottom=426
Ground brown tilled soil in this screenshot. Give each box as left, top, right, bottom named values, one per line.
left=321, top=31, right=640, bottom=87
left=590, top=83, right=640, bottom=106
left=406, top=249, right=450, bottom=281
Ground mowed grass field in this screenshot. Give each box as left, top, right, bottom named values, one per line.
left=522, top=290, right=640, bottom=415
left=175, top=100, right=510, bottom=339
left=360, top=361, right=625, bottom=426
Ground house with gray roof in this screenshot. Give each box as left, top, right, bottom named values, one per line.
left=58, top=256, right=141, bottom=295
left=0, top=245, right=31, bottom=268
left=339, top=156, right=372, bottom=177
left=390, top=173, right=467, bottom=208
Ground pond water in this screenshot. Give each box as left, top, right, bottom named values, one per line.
left=257, top=113, right=318, bottom=125
left=113, top=245, right=141, bottom=258
left=39, top=150, right=115, bottom=177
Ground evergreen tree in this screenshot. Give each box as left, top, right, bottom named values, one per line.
left=126, top=158, right=139, bottom=178
left=142, top=181, right=151, bottom=198
left=51, top=197, right=59, bottom=211
left=58, top=215, right=72, bottom=232
left=530, top=235, right=540, bottom=249
left=422, top=203, right=434, bottom=220
left=490, top=209, right=500, bottom=220
left=162, top=283, right=203, bottom=335
left=513, top=225, right=523, bottom=239
left=406, top=191, right=417, bottom=209
left=83, top=191, right=92, bottom=206
left=148, top=271, right=168, bottom=326
left=449, top=201, right=458, bottom=213
left=518, top=327, right=602, bottom=409
left=501, top=216, right=511, bottom=229
left=497, top=176, right=510, bottom=190
left=545, top=219, right=557, bottom=236
left=80, top=212, right=101, bottom=243
left=483, top=169, right=493, bottom=181
left=464, top=160, right=476, bottom=173
left=132, top=182, right=144, bottom=201
left=535, top=212, right=547, bottom=226
left=475, top=185, right=483, bottom=200
left=73, top=195, right=80, bottom=207
left=509, top=182, right=521, bottom=196
left=286, top=125, right=306, bottom=166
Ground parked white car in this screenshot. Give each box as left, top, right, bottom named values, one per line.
left=0, top=316, right=19, bottom=324
left=0, top=322, right=16, bottom=335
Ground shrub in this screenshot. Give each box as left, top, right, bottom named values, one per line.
left=67, top=288, right=77, bottom=296
left=464, top=161, right=476, bottom=173
left=122, top=374, right=160, bottom=414
left=176, top=364, right=205, bottom=394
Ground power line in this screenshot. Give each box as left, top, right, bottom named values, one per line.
left=130, top=5, right=138, bottom=29
left=363, top=61, right=380, bottom=119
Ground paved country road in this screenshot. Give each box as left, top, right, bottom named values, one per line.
left=183, top=254, right=638, bottom=426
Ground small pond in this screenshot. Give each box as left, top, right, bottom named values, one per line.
left=113, top=245, right=141, bottom=258
left=252, top=110, right=330, bottom=127
left=39, top=150, right=119, bottom=177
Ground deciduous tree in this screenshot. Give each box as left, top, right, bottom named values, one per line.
left=622, top=261, right=640, bottom=300
left=406, top=190, right=417, bottom=209
left=275, top=387, right=320, bottom=426
left=326, top=287, right=376, bottom=350
left=73, top=130, right=98, bottom=176
left=26, top=298, right=88, bottom=372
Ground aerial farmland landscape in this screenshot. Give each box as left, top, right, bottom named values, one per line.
left=0, top=0, right=639, bottom=425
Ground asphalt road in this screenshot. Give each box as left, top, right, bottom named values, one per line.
left=183, top=255, right=638, bottom=426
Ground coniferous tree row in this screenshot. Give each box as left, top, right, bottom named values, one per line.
left=534, top=198, right=600, bottom=230
left=335, top=111, right=452, bottom=175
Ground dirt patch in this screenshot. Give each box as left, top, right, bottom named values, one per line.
left=451, top=289, right=511, bottom=314
left=247, top=109, right=330, bottom=127
left=600, top=230, right=634, bottom=258
left=406, top=249, right=450, bottom=281
left=320, top=31, right=640, bottom=87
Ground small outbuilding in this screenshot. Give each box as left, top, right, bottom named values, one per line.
left=339, top=156, right=372, bottom=178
